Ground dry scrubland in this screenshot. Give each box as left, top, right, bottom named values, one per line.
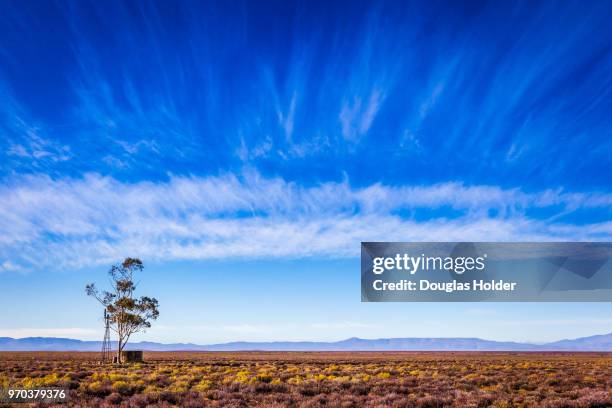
left=0, top=352, right=610, bottom=407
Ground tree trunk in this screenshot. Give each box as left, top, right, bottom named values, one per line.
left=116, top=339, right=123, bottom=364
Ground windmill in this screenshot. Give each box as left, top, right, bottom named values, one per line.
left=101, top=309, right=112, bottom=363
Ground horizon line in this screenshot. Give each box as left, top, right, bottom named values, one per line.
left=2, top=331, right=610, bottom=345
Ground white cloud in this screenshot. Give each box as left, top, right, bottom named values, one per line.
left=277, top=93, right=297, bottom=141
left=419, top=82, right=445, bottom=119
left=340, top=88, right=384, bottom=141
left=0, top=260, right=23, bottom=273
left=7, top=133, right=72, bottom=163
left=0, top=171, right=610, bottom=271
left=1, top=91, right=72, bottom=165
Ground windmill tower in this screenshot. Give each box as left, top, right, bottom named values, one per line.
left=101, top=310, right=112, bottom=363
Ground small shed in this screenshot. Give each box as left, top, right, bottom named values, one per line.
left=114, top=350, right=143, bottom=363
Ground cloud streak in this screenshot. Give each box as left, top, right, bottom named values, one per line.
left=0, top=171, right=610, bottom=272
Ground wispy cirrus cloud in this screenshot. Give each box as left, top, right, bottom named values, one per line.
left=0, top=87, right=72, bottom=170
left=0, top=171, right=610, bottom=272
left=1, top=1, right=610, bottom=188
left=7, top=131, right=72, bottom=163
left=339, top=88, right=384, bottom=142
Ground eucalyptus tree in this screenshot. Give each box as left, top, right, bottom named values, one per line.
left=86, top=258, right=159, bottom=363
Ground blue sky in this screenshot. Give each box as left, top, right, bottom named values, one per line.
left=0, top=1, right=611, bottom=344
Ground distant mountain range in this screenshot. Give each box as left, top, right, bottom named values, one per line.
left=1, top=333, right=611, bottom=352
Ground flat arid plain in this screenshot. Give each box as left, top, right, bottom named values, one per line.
left=0, top=352, right=610, bottom=407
